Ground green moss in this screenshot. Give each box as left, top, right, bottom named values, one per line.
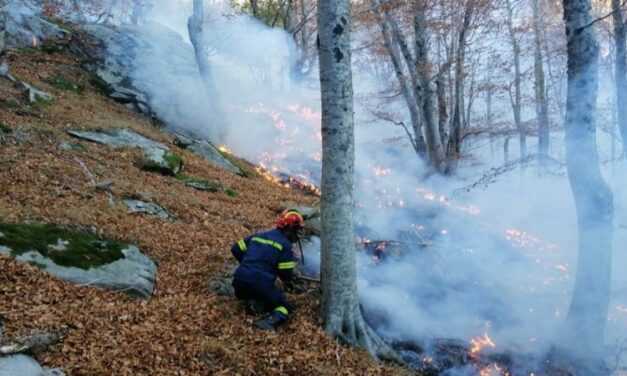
left=89, top=75, right=112, bottom=96
left=47, top=75, right=84, bottom=94
left=141, top=151, right=183, bottom=176
left=16, top=47, right=39, bottom=54
left=224, top=188, right=238, bottom=198
left=0, top=223, right=125, bottom=270
left=176, top=174, right=223, bottom=192
left=0, top=123, right=12, bottom=134
left=216, top=149, right=256, bottom=178
left=40, top=42, right=65, bottom=54
left=164, top=152, right=183, bottom=171
left=31, top=95, right=54, bottom=111
left=0, top=99, right=20, bottom=109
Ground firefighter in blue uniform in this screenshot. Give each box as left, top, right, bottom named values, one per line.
left=231, top=210, right=304, bottom=330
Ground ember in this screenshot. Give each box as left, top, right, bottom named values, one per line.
left=479, top=364, right=510, bottom=376
left=470, top=333, right=497, bottom=357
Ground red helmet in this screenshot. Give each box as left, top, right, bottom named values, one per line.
left=276, top=210, right=305, bottom=230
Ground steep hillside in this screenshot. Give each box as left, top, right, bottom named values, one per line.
left=0, top=38, right=407, bottom=375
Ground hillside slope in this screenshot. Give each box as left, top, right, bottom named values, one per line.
left=0, top=38, right=407, bottom=375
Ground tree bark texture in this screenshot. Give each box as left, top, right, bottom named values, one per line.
left=375, top=2, right=427, bottom=159
left=506, top=0, right=526, bottom=158
left=612, top=0, right=627, bottom=159
left=318, top=0, right=397, bottom=360
left=446, top=0, right=475, bottom=172
left=533, top=0, right=550, bottom=166
left=414, top=0, right=444, bottom=171
left=562, top=0, right=614, bottom=360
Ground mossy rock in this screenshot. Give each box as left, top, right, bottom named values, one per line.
left=176, top=174, right=223, bottom=192
left=89, top=74, right=112, bottom=96
left=47, top=75, right=84, bottom=94
left=216, top=149, right=256, bottom=178
left=140, top=149, right=183, bottom=176
left=0, top=223, right=124, bottom=270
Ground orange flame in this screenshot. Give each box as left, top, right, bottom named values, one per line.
left=479, top=364, right=510, bottom=376
left=470, top=333, right=496, bottom=356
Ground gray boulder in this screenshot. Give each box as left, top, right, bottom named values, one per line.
left=67, top=128, right=166, bottom=150
left=0, top=355, right=64, bottom=376
left=174, top=134, right=242, bottom=176
left=124, top=199, right=171, bottom=220
left=69, top=23, right=245, bottom=175
left=0, top=223, right=157, bottom=298
left=67, top=128, right=183, bottom=176
left=1, top=1, right=68, bottom=49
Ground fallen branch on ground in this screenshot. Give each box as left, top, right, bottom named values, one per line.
left=0, top=329, right=67, bottom=355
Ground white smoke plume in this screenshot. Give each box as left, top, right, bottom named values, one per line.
left=52, top=0, right=627, bottom=371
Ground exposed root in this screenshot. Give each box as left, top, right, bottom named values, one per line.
left=325, top=304, right=404, bottom=365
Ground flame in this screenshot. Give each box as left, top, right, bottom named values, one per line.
left=479, top=364, right=510, bottom=376
left=372, top=165, right=392, bottom=177
left=218, top=145, right=232, bottom=154
left=415, top=187, right=481, bottom=216
left=505, top=229, right=559, bottom=252
left=470, top=333, right=496, bottom=356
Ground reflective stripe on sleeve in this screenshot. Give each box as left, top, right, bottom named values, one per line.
left=252, top=237, right=283, bottom=251
left=278, top=261, right=296, bottom=270
left=275, top=306, right=289, bottom=315
left=237, top=239, right=247, bottom=251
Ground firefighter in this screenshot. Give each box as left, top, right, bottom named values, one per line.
left=230, top=210, right=304, bottom=330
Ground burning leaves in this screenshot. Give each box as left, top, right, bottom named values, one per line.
left=470, top=333, right=497, bottom=357
left=504, top=228, right=559, bottom=253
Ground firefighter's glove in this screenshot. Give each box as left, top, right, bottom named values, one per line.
left=284, top=280, right=306, bottom=294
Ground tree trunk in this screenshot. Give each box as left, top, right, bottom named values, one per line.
left=318, top=0, right=397, bottom=360
left=506, top=0, right=526, bottom=158
left=375, top=0, right=427, bottom=159
left=188, top=0, right=226, bottom=141
left=414, top=0, right=444, bottom=171
left=562, top=0, right=614, bottom=361
left=612, top=0, right=627, bottom=160
left=534, top=0, right=550, bottom=168
left=250, top=0, right=259, bottom=17
left=437, top=71, right=448, bottom=147
left=486, top=87, right=494, bottom=160
left=446, top=0, right=475, bottom=172
left=0, top=3, right=6, bottom=75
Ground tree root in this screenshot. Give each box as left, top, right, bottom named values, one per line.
left=325, top=304, right=404, bottom=365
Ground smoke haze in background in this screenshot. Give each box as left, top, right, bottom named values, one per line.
left=117, top=0, right=627, bottom=369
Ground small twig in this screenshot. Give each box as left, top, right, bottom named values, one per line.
left=576, top=0, right=627, bottom=34
left=73, top=157, right=96, bottom=186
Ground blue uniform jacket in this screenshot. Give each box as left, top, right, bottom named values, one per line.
left=231, top=229, right=297, bottom=286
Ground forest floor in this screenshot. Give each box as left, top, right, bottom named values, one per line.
left=0, top=43, right=410, bottom=375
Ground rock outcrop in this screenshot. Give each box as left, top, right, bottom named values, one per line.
left=68, top=128, right=183, bottom=176
left=0, top=223, right=157, bottom=298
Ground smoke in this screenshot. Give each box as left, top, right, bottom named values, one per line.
left=65, top=0, right=627, bottom=371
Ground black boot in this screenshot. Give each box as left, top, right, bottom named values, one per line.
left=245, top=300, right=266, bottom=315
left=254, top=312, right=287, bottom=330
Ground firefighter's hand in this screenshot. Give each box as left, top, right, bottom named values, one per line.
left=284, top=280, right=306, bottom=294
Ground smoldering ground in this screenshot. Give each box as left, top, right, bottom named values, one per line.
left=39, top=0, right=627, bottom=372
